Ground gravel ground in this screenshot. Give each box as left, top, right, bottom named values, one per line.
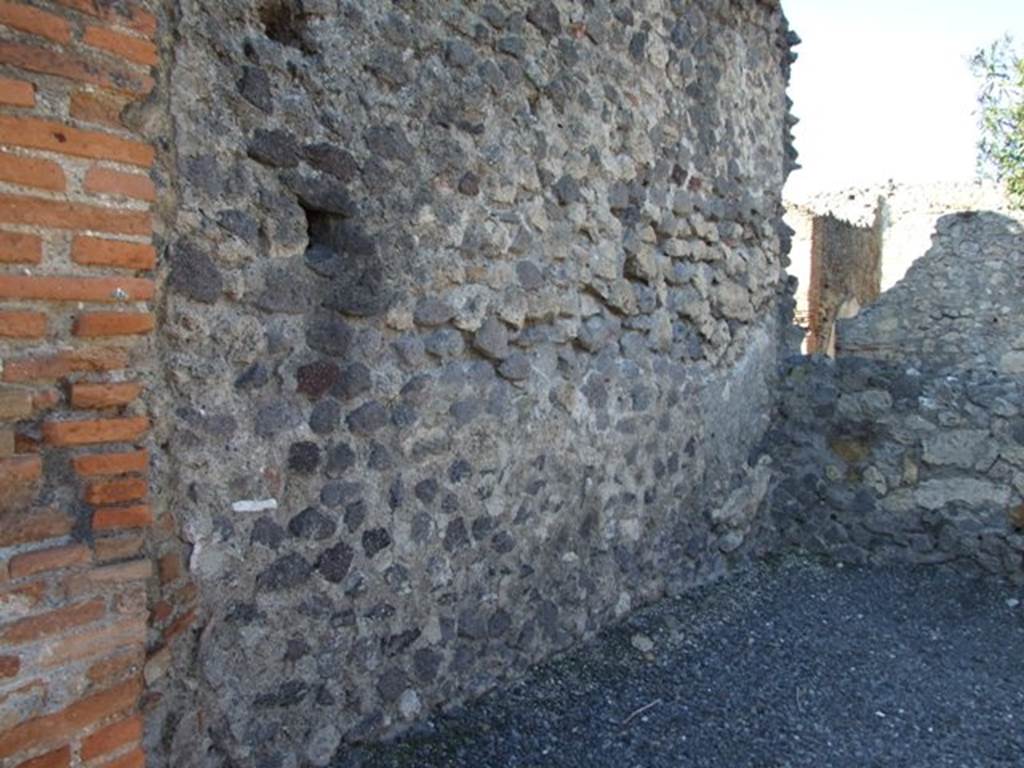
left=342, top=555, right=1024, bottom=768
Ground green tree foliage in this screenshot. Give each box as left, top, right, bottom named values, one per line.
left=971, top=36, right=1024, bottom=207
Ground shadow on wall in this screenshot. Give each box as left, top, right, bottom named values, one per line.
left=835, top=210, right=1024, bottom=373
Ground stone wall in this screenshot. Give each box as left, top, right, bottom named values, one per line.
left=837, top=211, right=1024, bottom=372
left=148, top=1, right=796, bottom=765
left=769, top=355, right=1024, bottom=583
left=805, top=208, right=881, bottom=355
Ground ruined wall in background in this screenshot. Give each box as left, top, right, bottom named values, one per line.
left=837, top=212, right=1024, bottom=373
left=806, top=208, right=881, bottom=355
left=769, top=356, right=1024, bottom=584
left=156, top=1, right=795, bottom=764
left=784, top=181, right=1012, bottom=334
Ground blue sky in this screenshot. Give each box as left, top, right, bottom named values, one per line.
left=783, top=0, right=1024, bottom=198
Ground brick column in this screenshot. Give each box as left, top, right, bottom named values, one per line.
left=0, top=2, right=177, bottom=766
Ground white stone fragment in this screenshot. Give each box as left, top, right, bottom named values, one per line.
left=231, top=498, right=278, bottom=513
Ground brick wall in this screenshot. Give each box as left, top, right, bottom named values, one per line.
left=0, top=2, right=183, bottom=766
left=806, top=207, right=883, bottom=356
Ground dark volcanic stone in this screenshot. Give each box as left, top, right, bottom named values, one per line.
left=415, top=478, right=438, bottom=504
left=413, top=298, right=456, bottom=327
left=255, top=267, right=315, bottom=314
left=516, top=260, right=544, bottom=290
left=309, top=399, right=341, bottom=435
left=283, top=172, right=357, bottom=216
left=256, top=553, right=313, bottom=592
left=254, top=680, right=308, bottom=709
left=413, top=648, right=442, bottom=683
left=364, top=124, right=415, bottom=164
left=303, top=143, right=359, bottom=181
left=238, top=65, right=273, bottom=113
left=316, top=541, right=354, bottom=583
left=247, top=129, right=301, bottom=168
left=254, top=401, right=301, bottom=438
left=344, top=499, right=367, bottom=532
left=449, top=459, right=473, bottom=483
left=333, top=363, right=372, bottom=401
left=362, top=527, right=392, bottom=557
left=325, top=442, right=356, bottom=477
left=235, top=362, right=269, bottom=391
left=168, top=241, right=223, bottom=303
left=305, top=311, right=353, bottom=356
left=287, top=441, right=321, bottom=473
left=458, top=171, right=480, bottom=195
left=287, top=507, right=336, bottom=540
left=377, top=668, right=408, bottom=702
left=347, top=401, right=388, bottom=435
left=526, top=1, right=561, bottom=36
left=473, top=317, right=509, bottom=360
left=251, top=516, right=285, bottom=549
left=443, top=517, right=469, bottom=552
left=367, top=443, right=393, bottom=471
left=218, top=209, right=260, bottom=242
left=297, top=361, right=340, bottom=398
left=553, top=175, right=581, bottom=205
left=445, top=39, right=476, bottom=69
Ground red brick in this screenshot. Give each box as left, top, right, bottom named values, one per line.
left=0, top=677, right=141, bottom=758
left=82, top=26, right=158, bottom=67
left=0, top=76, right=34, bottom=107
left=94, top=535, right=144, bottom=562
left=14, top=745, right=70, bottom=768
left=0, top=654, right=19, bottom=678
left=0, top=1, right=73, bottom=44
left=0, top=195, right=151, bottom=235
left=83, top=166, right=156, bottom=202
left=84, top=476, right=147, bottom=505
left=0, top=230, right=42, bottom=264
left=71, top=236, right=155, bottom=270
left=158, top=552, right=181, bottom=584
left=32, top=387, right=61, bottom=411
left=0, top=41, right=154, bottom=96
left=0, top=455, right=41, bottom=514
left=93, top=504, right=151, bottom=531
left=74, top=312, right=154, bottom=337
left=71, top=381, right=142, bottom=409
left=65, top=559, right=151, bottom=597
left=0, top=508, right=72, bottom=548
left=150, top=599, right=171, bottom=623
left=0, top=386, right=33, bottom=419
left=81, top=714, right=142, bottom=761
left=0, top=310, right=47, bottom=339
left=40, top=613, right=146, bottom=668
left=0, top=275, right=154, bottom=303
left=101, top=747, right=146, bottom=768
left=69, top=90, right=127, bottom=128
left=85, top=649, right=142, bottom=686
left=72, top=449, right=148, bottom=477
left=50, top=0, right=156, bottom=37
left=163, top=608, right=196, bottom=642
left=42, top=416, right=148, bottom=446
left=8, top=544, right=92, bottom=580
left=0, top=152, right=64, bottom=191
left=0, top=598, right=104, bottom=644
left=0, top=581, right=46, bottom=618
left=2, top=348, right=129, bottom=383
left=0, top=116, right=154, bottom=166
